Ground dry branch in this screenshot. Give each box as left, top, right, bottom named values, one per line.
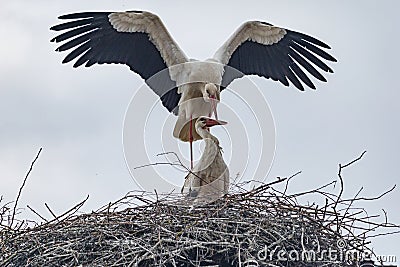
left=11, top=148, right=42, bottom=226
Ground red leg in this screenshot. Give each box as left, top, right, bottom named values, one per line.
left=209, top=96, right=214, bottom=118
left=208, top=106, right=212, bottom=133
left=213, top=98, right=218, bottom=120
left=210, top=96, right=218, bottom=120
left=189, top=115, right=193, bottom=169
left=208, top=108, right=212, bottom=133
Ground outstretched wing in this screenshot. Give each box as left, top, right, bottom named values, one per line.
left=213, top=21, right=336, bottom=91
left=51, top=11, right=189, bottom=114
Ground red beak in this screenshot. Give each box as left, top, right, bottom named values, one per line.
left=205, top=118, right=227, bottom=127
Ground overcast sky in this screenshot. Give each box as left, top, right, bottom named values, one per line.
left=1, top=0, right=399, bottom=262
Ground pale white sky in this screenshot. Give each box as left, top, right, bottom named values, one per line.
left=0, top=0, right=399, bottom=262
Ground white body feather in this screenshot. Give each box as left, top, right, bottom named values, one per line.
left=173, top=60, right=223, bottom=141
left=182, top=120, right=229, bottom=203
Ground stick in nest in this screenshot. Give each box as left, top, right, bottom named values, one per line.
left=11, top=147, right=43, bottom=227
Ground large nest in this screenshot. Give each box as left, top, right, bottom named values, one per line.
left=0, top=152, right=398, bottom=266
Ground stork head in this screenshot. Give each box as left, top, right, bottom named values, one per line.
left=196, top=116, right=227, bottom=130
left=202, top=83, right=219, bottom=102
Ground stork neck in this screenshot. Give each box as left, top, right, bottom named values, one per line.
left=196, top=126, right=218, bottom=145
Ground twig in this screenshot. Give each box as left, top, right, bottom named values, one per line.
left=11, top=147, right=43, bottom=227
left=26, top=205, right=48, bottom=222
left=41, top=194, right=89, bottom=226
left=335, top=150, right=367, bottom=209
left=283, top=171, right=302, bottom=195
left=332, top=184, right=396, bottom=205
left=342, top=150, right=367, bottom=168
left=45, top=203, right=58, bottom=221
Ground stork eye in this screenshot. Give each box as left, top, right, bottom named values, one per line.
left=200, top=118, right=206, bottom=122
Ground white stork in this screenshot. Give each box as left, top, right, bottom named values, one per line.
left=50, top=11, right=336, bottom=168
left=181, top=116, right=229, bottom=203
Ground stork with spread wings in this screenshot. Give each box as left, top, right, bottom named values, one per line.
left=51, top=11, right=336, bottom=169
